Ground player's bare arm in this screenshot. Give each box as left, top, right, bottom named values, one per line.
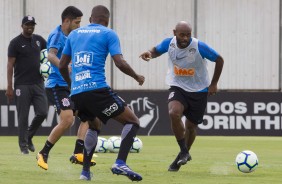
left=112, top=54, right=145, bottom=86
left=48, top=48, right=60, bottom=67
left=139, top=47, right=162, bottom=61
left=6, top=57, right=16, bottom=102
left=59, top=54, right=72, bottom=87
left=208, top=55, right=224, bottom=96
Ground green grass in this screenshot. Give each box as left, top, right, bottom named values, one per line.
left=0, top=136, right=281, bottom=184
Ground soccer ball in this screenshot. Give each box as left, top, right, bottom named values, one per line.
left=130, top=137, right=143, bottom=153
left=95, top=137, right=109, bottom=153
left=235, top=150, right=258, bottom=173
left=40, top=61, right=51, bottom=78
left=108, top=136, right=121, bottom=153
left=40, top=49, right=48, bottom=63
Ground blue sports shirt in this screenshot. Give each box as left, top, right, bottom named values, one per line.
left=45, top=25, right=68, bottom=88
left=63, top=24, right=122, bottom=96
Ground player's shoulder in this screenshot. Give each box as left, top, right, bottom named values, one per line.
left=9, top=34, right=24, bottom=46
left=49, top=25, right=64, bottom=37
left=9, top=34, right=20, bottom=43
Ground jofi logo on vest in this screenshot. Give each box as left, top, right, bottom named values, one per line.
left=74, top=51, right=93, bottom=67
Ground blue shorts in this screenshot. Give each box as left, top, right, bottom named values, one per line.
left=71, top=87, right=126, bottom=124
left=168, top=86, right=208, bottom=124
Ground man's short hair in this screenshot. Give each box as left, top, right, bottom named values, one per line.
left=61, top=6, right=83, bottom=22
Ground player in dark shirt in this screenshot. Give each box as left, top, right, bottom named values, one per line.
left=6, top=15, right=48, bottom=154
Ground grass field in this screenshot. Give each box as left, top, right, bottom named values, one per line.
left=0, top=136, right=281, bottom=184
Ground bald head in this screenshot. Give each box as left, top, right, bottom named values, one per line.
left=175, top=21, right=192, bottom=32
left=90, top=5, right=110, bottom=26
left=173, top=21, right=192, bottom=48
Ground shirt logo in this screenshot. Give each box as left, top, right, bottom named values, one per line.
left=21, top=45, right=26, bottom=47
left=74, top=51, right=93, bottom=67
left=176, top=55, right=187, bottom=60
left=174, top=65, right=195, bottom=76
left=189, top=48, right=196, bottom=54
left=36, top=41, right=40, bottom=47
left=75, top=70, right=91, bottom=81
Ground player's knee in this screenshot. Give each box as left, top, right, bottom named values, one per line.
left=169, top=109, right=182, bottom=120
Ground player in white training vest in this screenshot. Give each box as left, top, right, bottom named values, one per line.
left=140, top=21, right=224, bottom=172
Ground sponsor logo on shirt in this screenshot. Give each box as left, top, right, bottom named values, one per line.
left=75, top=70, right=91, bottom=81
left=74, top=51, right=93, bottom=67
left=72, top=82, right=97, bottom=91
left=77, top=29, right=101, bottom=33
left=174, top=65, right=195, bottom=76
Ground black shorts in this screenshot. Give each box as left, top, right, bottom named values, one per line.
left=46, top=86, right=75, bottom=115
left=71, top=87, right=126, bottom=124
left=168, top=86, right=208, bottom=125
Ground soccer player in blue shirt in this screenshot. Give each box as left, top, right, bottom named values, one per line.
left=60, top=5, right=144, bottom=181
left=36, top=6, right=95, bottom=170
left=140, top=21, right=224, bottom=171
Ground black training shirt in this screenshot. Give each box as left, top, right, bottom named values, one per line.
left=8, top=34, right=47, bottom=85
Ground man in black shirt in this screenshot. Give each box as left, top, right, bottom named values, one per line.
left=6, top=15, right=48, bottom=154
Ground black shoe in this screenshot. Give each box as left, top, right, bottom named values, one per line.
left=168, top=152, right=192, bottom=172
left=168, top=154, right=181, bottom=171
left=177, top=151, right=192, bottom=166
left=28, top=139, right=35, bottom=152
left=21, top=148, right=29, bottom=155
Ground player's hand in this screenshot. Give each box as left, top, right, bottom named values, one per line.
left=208, top=84, right=218, bottom=96
left=135, top=75, right=145, bottom=86
left=139, top=51, right=152, bottom=61
left=5, top=87, right=14, bottom=104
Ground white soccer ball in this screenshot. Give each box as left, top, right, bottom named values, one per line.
left=40, top=49, right=48, bottom=63
left=95, top=137, right=109, bottom=153
left=108, top=136, right=121, bottom=153
left=130, top=137, right=143, bottom=153
left=235, top=150, right=258, bottom=173
left=40, top=61, right=51, bottom=78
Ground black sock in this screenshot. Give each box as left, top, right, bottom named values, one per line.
left=177, top=138, right=188, bottom=153
left=40, top=140, right=54, bottom=155
left=73, top=139, right=84, bottom=154
left=117, top=124, right=139, bottom=163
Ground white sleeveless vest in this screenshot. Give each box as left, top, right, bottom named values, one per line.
left=166, top=37, right=210, bottom=92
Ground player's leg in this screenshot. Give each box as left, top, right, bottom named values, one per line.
left=111, top=106, right=142, bottom=181
left=185, top=118, right=197, bottom=152
left=79, top=119, right=101, bottom=181
left=27, top=83, right=48, bottom=152
left=167, top=100, right=190, bottom=170
left=37, top=109, right=74, bottom=170
left=37, top=86, right=74, bottom=170
left=15, top=85, right=32, bottom=154
left=69, top=121, right=96, bottom=166
left=169, top=92, right=207, bottom=172
left=167, top=86, right=190, bottom=171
